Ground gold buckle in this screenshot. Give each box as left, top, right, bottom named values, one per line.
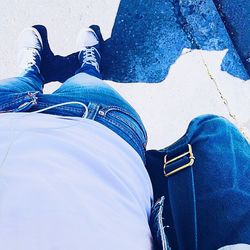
left=164, top=144, right=195, bottom=177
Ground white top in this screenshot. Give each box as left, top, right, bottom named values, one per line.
left=0, top=113, right=154, bottom=250
left=218, top=244, right=250, bottom=250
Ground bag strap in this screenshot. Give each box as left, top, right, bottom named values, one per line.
left=163, top=138, right=198, bottom=250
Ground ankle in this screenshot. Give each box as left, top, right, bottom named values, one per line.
left=75, top=64, right=102, bottom=79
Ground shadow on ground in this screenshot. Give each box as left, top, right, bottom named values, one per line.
left=213, top=0, right=250, bottom=76
left=36, top=0, right=249, bottom=84
left=33, top=25, right=79, bottom=84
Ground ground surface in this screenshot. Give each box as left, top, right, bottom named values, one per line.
left=0, top=0, right=249, bottom=149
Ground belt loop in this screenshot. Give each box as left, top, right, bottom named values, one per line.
left=86, top=102, right=100, bottom=120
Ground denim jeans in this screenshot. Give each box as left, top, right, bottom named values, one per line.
left=146, top=114, right=250, bottom=250
left=0, top=65, right=147, bottom=162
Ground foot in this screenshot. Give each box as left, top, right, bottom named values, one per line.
left=76, top=27, right=101, bottom=74
left=17, top=27, right=43, bottom=74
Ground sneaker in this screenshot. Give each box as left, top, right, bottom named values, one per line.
left=76, top=27, right=101, bottom=73
left=17, top=27, right=43, bottom=73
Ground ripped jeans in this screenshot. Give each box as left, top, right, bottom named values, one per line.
left=0, top=65, right=147, bottom=162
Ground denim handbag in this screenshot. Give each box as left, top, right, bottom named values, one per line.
left=146, top=115, right=250, bottom=250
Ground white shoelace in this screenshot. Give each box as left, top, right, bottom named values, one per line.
left=81, top=47, right=100, bottom=72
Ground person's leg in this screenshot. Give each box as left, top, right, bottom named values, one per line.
left=52, top=28, right=129, bottom=109
left=161, top=115, right=250, bottom=249
left=0, top=27, right=44, bottom=112
left=0, top=69, right=43, bottom=94
left=0, top=27, right=44, bottom=93
left=49, top=27, right=147, bottom=162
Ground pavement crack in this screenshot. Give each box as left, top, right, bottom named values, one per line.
left=199, top=51, right=250, bottom=142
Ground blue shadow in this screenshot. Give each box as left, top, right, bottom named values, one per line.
left=35, top=0, right=249, bottom=84
left=213, top=0, right=250, bottom=77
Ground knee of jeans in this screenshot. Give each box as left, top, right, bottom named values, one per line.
left=185, top=115, right=250, bottom=249
left=186, top=114, right=249, bottom=190
left=186, top=114, right=235, bottom=142
left=184, top=114, right=238, bottom=188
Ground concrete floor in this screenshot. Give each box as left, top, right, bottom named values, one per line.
left=0, top=0, right=249, bottom=149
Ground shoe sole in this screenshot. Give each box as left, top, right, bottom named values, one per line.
left=17, top=27, right=43, bottom=50
left=76, top=27, right=99, bottom=50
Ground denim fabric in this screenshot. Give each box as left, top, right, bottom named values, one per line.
left=150, top=196, right=171, bottom=250
left=0, top=66, right=147, bottom=162
left=146, top=114, right=250, bottom=250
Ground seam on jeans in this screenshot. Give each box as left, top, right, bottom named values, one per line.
left=151, top=196, right=170, bottom=250
left=0, top=92, right=37, bottom=111
left=99, top=105, right=147, bottom=139
left=100, top=105, right=148, bottom=141
left=100, top=109, right=147, bottom=146
left=97, top=115, right=145, bottom=159
left=107, top=113, right=146, bottom=146
left=103, top=116, right=143, bottom=152
left=0, top=96, right=26, bottom=110
left=191, top=162, right=198, bottom=249
left=100, top=115, right=143, bottom=148
left=157, top=197, right=168, bottom=250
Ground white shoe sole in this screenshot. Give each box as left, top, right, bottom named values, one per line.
left=76, top=27, right=99, bottom=50
left=17, top=27, right=43, bottom=50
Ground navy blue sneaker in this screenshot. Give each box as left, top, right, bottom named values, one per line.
left=76, top=28, right=101, bottom=76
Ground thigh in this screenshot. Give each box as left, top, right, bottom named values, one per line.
left=53, top=73, right=128, bottom=108
left=36, top=72, right=148, bottom=161
left=0, top=69, right=43, bottom=94
left=0, top=74, right=43, bottom=113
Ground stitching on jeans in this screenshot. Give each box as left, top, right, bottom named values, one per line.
left=98, top=115, right=144, bottom=157
left=36, top=102, right=85, bottom=112
left=100, top=105, right=148, bottom=141
left=101, top=105, right=145, bottom=126
left=101, top=115, right=142, bottom=144
left=0, top=96, right=27, bottom=110
left=108, top=111, right=139, bottom=130
left=0, top=91, right=39, bottom=110
left=157, top=197, right=168, bottom=250
left=108, top=113, right=146, bottom=145
left=190, top=167, right=198, bottom=249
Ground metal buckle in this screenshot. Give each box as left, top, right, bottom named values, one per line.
left=164, top=144, right=195, bottom=177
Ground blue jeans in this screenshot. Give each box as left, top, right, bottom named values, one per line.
left=0, top=65, right=147, bottom=162
left=149, top=114, right=250, bottom=249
